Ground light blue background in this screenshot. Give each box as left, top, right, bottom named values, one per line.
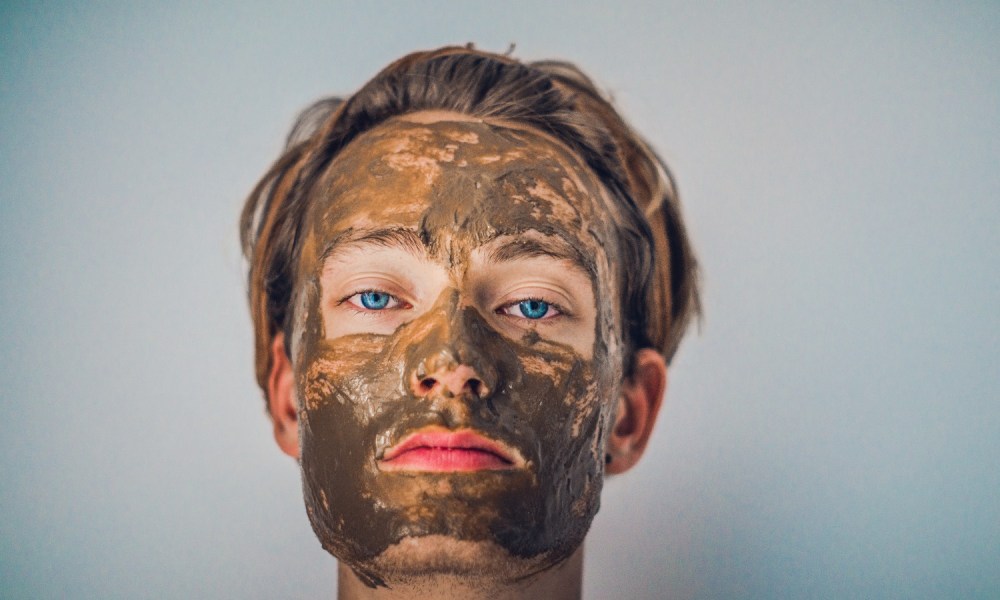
left=2, top=2, right=997, bottom=598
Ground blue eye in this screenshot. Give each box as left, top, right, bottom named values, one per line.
left=517, top=299, right=550, bottom=319
left=498, top=298, right=561, bottom=320
left=359, top=291, right=392, bottom=310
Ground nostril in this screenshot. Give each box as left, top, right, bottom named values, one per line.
left=418, top=377, right=437, bottom=395
left=413, top=367, right=490, bottom=399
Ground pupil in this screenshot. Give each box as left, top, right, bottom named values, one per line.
left=361, top=292, right=389, bottom=310
left=520, top=299, right=548, bottom=319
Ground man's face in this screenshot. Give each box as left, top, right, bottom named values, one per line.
left=289, top=112, right=625, bottom=584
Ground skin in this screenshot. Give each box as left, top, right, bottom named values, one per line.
left=266, top=111, right=669, bottom=597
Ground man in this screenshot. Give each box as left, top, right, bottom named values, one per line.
left=240, top=46, right=700, bottom=599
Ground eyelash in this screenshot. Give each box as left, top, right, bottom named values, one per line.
left=339, top=290, right=567, bottom=322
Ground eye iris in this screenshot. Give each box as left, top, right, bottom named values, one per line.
left=360, top=291, right=390, bottom=310
left=519, top=299, right=549, bottom=319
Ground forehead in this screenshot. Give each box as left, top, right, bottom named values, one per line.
left=302, top=113, right=617, bottom=270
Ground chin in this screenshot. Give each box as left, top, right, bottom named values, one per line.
left=358, top=534, right=559, bottom=588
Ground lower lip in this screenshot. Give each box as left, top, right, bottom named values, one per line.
left=379, top=447, right=514, bottom=472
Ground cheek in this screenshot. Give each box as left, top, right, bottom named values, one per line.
left=297, top=336, right=391, bottom=489
left=296, top=325, right=422, bottom=467
left=300, top=336, right=394, bottom=416
left=516, top=344, right=616, bottom=504
left=294, top=334, right=409, bottom=561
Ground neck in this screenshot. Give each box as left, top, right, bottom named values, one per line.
left=336, top=546, right=584, bottom=600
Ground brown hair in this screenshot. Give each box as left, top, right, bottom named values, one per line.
left=240, top=46, right=700, bottom=395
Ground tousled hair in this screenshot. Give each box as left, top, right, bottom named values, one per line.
left=240, top=46, right=700, bottom=397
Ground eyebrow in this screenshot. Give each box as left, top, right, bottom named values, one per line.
left=320, top=226, right=596, bottom=278
left=320, top=227, right=426, bottom=263
left=483, top=234, right=595, bottom=278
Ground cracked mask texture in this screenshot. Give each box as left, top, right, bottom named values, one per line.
left=289, top=117, right=626, bottom=583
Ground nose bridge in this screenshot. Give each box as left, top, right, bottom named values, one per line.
left=405, top=288, right=497, bottom=398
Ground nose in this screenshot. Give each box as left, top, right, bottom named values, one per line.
left=404, top=291, right=498, bottom=402
left=413, top=362, right=489, bottom=399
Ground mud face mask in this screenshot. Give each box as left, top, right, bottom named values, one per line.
left=288, top=114, right=626, bottom=585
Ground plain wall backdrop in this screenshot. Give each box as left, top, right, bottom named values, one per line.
left=1, top=2, right=997, bottom=598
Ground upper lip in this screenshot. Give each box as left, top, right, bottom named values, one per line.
left=379, top=426, right=525, bottom=467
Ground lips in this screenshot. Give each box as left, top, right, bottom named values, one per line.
left=378, top=427, right=524, bottom=472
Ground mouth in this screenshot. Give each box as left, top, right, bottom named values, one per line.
left=378, top=427, right=525, bottom=472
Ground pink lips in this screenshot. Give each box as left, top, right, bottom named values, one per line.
left=378, top=427, right=524, bottom=472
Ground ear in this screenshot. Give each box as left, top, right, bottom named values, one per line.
left=606, top=348, right=667, bottom=475
left=267, top=332, right=299, bottom=459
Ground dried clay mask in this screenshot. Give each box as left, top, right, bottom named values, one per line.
left=289, top=113, right=627, bottom=586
